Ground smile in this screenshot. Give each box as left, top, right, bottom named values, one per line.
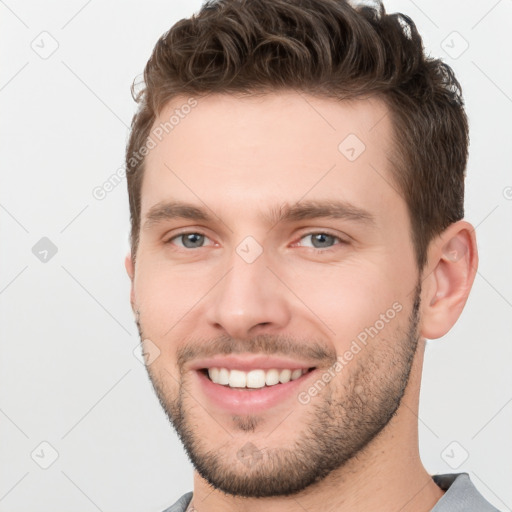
left=204, top=367, right=314, bottom=389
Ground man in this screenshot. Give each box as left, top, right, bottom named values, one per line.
left=124, top=0, right=498, bottom=510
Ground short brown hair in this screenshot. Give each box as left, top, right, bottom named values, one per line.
left=126, top=0, right=469, bottom=269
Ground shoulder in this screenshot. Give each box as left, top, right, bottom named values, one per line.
left=161, top=491, right=193, bottom=512
left=431, top=473, right=501, bottom=511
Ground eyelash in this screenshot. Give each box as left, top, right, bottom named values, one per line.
left=166, top=231, right=347, bottom=253
left=293, top=232, right=346, bottom=254
left=166, top=231, right=216, bottom=249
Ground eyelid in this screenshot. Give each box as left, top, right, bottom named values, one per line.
left=163, top=228, right=349, bottom=250
left=165, top=229, right=216, bottom=247
left=291, top=230, right=349, bottom=247
left=163, top=226, right=210, bottom=241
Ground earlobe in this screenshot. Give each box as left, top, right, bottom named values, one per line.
left=125, top=252, right=134, bottom=281
left=420, top=221, right=478, bottom=339
left=124, top=252, right=136, bottom=313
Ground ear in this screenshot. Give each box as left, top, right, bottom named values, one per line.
left=420, top=221, right=478, bottom=339
left=124, top=251, right=136, bottom=313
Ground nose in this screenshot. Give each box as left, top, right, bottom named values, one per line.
left=205, top=248, right=292, bottom=340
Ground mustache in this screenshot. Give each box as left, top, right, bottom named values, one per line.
left=175, top=334, right=337, bottom=370
left=135, top=312, right=337, bottom=368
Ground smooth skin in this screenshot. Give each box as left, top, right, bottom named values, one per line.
left=125, top=92, right=478, bottom=512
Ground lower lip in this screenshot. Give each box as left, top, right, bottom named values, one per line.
left=195, top=370, right=317, bottom=415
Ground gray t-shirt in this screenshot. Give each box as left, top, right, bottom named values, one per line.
left=162, top=473, right=500, bottom=512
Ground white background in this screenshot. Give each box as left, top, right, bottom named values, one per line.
left=1, top=1, right=511, bottom=511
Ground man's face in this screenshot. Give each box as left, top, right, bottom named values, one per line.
left=129, top=92, right=422, bottom=496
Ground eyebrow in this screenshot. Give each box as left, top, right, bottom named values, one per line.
left=144, top=202, right=211, bottom=230
left=266, top=200, right=375, bottom=227
left=143, top=199, right=375, bottom=230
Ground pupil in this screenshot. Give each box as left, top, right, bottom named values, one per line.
left=183, top=233, right=204, bottom=248
left=312, top=233, right=333, bottom=248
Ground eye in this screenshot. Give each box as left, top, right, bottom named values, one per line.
left=168, top=232, right=214, bottom=249
left=297, top=232, right=343, bottom=250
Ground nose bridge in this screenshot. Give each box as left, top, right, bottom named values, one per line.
left=206, top=243, right=291, bottom=337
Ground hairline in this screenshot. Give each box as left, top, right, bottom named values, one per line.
left=129, top=89, right=427, bottom=270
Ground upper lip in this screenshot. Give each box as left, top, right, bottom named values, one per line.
left=189, top=354, right=317, bottom=372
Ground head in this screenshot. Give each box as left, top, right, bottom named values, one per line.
left=125, top=0, right=477, bottom=498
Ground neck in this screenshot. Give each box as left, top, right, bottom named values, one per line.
left=188, top=340, right=444, bottom=512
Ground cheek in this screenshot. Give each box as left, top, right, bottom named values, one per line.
left=133, top=260, right=217, bottom=341
left=284, top=259, right=412, bottom=345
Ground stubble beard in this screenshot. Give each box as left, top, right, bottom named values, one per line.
left=138, top=285, right=421, bottom=498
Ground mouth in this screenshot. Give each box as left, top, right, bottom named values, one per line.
left=191, top=356, right=320, bottom=414
left=199, top=366, right=316, bottom=389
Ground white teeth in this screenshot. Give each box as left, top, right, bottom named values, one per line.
left=291, top=369, right=303, bottom=381
left=218, top=367, right=230, bottom=385
left=208, top=367, right=219, bottom=382
left=279, top=369, right=292, bottom=384
left=265, top=369, right=280, bottom=386
left=207, top=367, right=310, bottom=388
left=228, top=369, right=247, bottom=388
left=246, top=370, right=266, bottom=389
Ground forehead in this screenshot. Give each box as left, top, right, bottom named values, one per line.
left=141, top=91, right=403, bottom=225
